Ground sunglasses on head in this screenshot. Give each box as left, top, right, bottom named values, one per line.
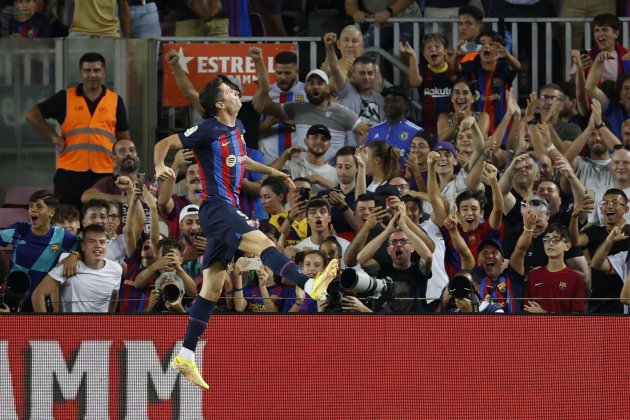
left=613, top=144, right=630, bottom=151
left=521, top=199, right=546, bottom=208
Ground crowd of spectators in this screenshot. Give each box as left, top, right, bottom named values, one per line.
left=2, top=2, right=630, bottom=316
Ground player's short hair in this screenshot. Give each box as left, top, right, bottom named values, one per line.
left=79, top=52, right=106, bottom=67
left=199, top=77, right=227, bottom=119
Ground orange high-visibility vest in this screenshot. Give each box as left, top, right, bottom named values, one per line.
left=58, top=87, right=117, bottom=173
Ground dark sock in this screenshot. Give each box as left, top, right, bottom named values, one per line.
left=182, top=296, right=216, bottom=352
left=260, top=246, right=309, bottom=289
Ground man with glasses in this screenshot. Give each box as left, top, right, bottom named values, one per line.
left=571, top=188, right=630, bottom=313
left=590, top=144, right=630, bottom=225
left=534, top=84, right=582, bottom=141
left=356, top=208, right=433, bottom=313
left=524, top=224, right=585, bottom=313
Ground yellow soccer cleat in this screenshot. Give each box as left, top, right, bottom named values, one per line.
left=171, top=354, right=210, bottom=391
left=309, top=258, right=339, bottom=301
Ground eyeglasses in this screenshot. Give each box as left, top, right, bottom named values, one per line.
left=521, top=199, right=547, bottom=208
left=389, top=239, right=410, bottom=246
left=539, top=95, right=559, bottom=101
left=613, top=144, right=630, bottom=151
left=542, top=237, right=566, bottom=245
left=599, top=200, right=625, bottom=207
left=392, top=184, right=410, bottom=192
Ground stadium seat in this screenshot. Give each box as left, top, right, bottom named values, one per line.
left=0, top=208, right=28, bottom=229
left=2, top=186, right=51, bottom=208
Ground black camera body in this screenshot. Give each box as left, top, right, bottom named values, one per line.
left=0, top=271, right=31, bottom=312
left=319, top=268, right=393, bottom=313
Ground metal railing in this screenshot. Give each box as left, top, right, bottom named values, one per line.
left=1, top=16, right=629, bottom=197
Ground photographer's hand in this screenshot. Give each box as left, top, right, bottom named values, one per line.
left=455, top=298, right=473, bottom=312
left=341, top=296, right=372, bottom=312
left=145, top=290, right=160, bottom=312
left=165, top=295, right=186, bottom=313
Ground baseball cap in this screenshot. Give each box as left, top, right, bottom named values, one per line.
left=306, top=124, right=331, bottom=139
left=306, top=69, right=329, bottom=84
left=433, top=141, right=458, bottom=157
left=478, top=238, right=504, bottom=257
left=179, top=204, right=200, bottom=224
left=382, top=85, right=410, bottom=100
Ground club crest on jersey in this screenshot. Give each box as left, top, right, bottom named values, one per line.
left=559, top=282, right=567, bottom=290
left=399, top=132, right=409, bottom=141
left=226, top=155, right=237, bottom=167
left=294, top=95, right=305, bottom=102
left=50, top=244, right=59, bottom=253
left=184, top=126, right=198, bottom=137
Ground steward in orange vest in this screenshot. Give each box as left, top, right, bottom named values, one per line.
left=27, top=52, right=130, bottom=210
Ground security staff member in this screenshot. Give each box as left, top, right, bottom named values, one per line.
left=27, top=52, right=130, bottom=210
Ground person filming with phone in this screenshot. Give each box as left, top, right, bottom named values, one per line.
left=228, top=254, right=284, bottom=313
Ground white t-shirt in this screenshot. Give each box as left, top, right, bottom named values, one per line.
left=421, top=219, right=448, bottom=303
left=49, top=254, right=122, bottom=313
left=607, top=250, right=629, bottom=314
left=295, top=235, right=351, bottom=268
left=106, top=235, right=126, bottom=264
left=283, top=160, right=339, bottom=194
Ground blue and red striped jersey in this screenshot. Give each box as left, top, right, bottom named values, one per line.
left=460, top=57, right=517, bottom=138
left=418, top=64, right=456, bottom=134
left=179, top=118, right=247, bottom=206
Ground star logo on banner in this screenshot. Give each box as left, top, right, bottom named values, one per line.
left=176, top=47, right=195, bottom=74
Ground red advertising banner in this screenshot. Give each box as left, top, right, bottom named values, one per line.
left=162, top=43, right=296, bottom=106
left=2, top=315, right=630, bottom=419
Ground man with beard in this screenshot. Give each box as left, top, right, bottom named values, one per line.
left=261, top=66, right=370, bottom=163
left=26, top=53, right=130, bottom=210
left=81, top=139, right=148, bottom=234
left=366, top=85, right=421, bottom=172
left=258, top=51, right=306, bottom=164
left=270, top=124, right=338, bottom=193
left=324, top=32, right=384, bottom=144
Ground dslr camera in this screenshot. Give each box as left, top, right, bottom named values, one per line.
left=321, top=268, right=393, bottom=313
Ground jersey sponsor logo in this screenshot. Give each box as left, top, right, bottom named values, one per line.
left=226, top=155, right=237, bottom=167
left=50, top=244, right=59, bottom=253
left=184, top=126, right=198, bottom=137
left=423, top=87, right=451, bottom=98
left=559, top=282, right=567, bottom=290
left=294, top=95, right=305, bottom=102
left=478, top=93, right=501, bottom=101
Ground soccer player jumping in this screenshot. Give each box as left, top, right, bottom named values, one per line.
left=154, top=75, right=339, bottom=390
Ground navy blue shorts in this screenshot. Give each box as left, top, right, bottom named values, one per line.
left=199, top=197, right=258, bottom=269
